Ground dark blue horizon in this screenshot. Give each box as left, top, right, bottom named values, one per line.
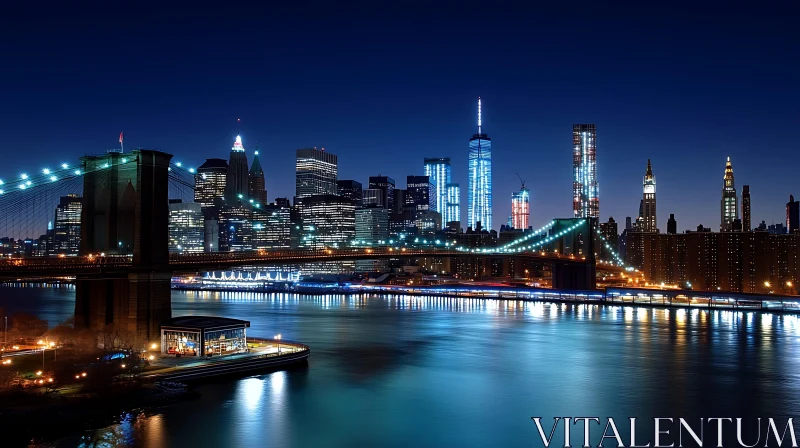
left=0, top=2, right=797, bottom=232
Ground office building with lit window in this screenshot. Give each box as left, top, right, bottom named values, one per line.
left=445, top=183, right=460, bottom=227
left=218, top=204, right=253, bottom=252
left=415, top=210, right=442, bottom=236
left=572, top=124, right=599, bottom=219
left=168, top=200, right=205, bottom=253
left=424, top=158, right=450, bottom=225
left=355, top=207, right=390, bottom=244
left=297, top=195, right=355, bottom=248
left=53, top=194, right=82, bottom=255
left=626, top=230, right=800, bottom=294
left=296, top=148, right=338, bottom=199
left=368, top=176, right=395, bottom=212
left=362, top=188, right=385, bottom=208
left=511, top=186, right=529, bottom=230
left=468, top=97, right=492, bottom=230
left=252, top=203, right=292, bottom=249
left=337, top=180, right=363, bottom=207
left=194, top=158, right=228, bottom=217
left=720, top=157, right=739, bottom=232
left=406, top=175, right=436, bottom=212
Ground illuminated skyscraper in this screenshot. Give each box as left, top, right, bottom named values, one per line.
left=406, top=175, right=436, bottom=212
left=572, top=124, right=599, bottom=219
left=297, top=195, right=355, bottom=248
left=337, top=180, right=363, bottom=207
left=252, top=203, right=292, bottom=249
left=742, top=185, right=751, bottom=231
left=194, top=158, right=227, bottom=215
left=424, top=158, right=450, bottom=225
left=639, top=159, right=657, bottom=232
left=720, top=157, right=739, bottom=232
left=168, top=200, right=205, bottom=253
left=296, top=148, right=338, bottom=199
left=362, top=188, right=384, bottom=208
left=511, top=185, right=529, bottom=230
left=248, top=149, right=267, bottom=205
left=368, top=176, right=395, bottom=212
left=225, top=135, right=249, bottom=202
left=53, top=194, right=82, bottom=255
left=468, top=97, right=492, bottom=230
left=355, top=207, right=390, bottom=244
left=445, top=183, right=460, bottom=226
left=218, top=204, right=253, bottom=252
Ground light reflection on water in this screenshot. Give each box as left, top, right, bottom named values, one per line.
left=2, top=286, right=800, bottom=447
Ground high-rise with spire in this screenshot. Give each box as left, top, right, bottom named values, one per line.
left=468, top=97, right=492, bottom=230
left=720, top=157, right=739, bottom=232
left=639, top=159, right=657, bottom=232
left=224, top=134, right=249, bottom=202
left=248, top=148, right=267, bottom=205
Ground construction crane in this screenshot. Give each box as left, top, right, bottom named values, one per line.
left=516, top=173, right=526, bottom=189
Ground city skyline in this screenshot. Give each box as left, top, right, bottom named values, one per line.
left=0, top=120, right=797, bottom=236
left=0, top=3, right=797, bottom=232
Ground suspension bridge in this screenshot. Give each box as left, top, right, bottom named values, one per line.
left=0, top=148, right=634, bottom=344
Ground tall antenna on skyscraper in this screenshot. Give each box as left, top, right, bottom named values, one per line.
left=237, top=118, right=241, bottom=136
left=477, top=97, right=482, bottom=134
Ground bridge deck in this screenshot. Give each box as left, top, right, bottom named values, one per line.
left=0, top=248, right=602, bottom=277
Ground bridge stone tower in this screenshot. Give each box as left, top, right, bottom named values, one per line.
left=551, top=217, right=597, bottom=290
left=75, top=149, right=173, bottom=347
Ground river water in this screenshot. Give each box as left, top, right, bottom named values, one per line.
left=2, top=285, right=800, bottom=447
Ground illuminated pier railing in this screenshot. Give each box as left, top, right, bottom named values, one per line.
left=605, top=287, right=800, bottom=312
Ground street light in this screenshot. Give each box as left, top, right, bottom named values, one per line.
left=274, top=334, right=282, bottom=355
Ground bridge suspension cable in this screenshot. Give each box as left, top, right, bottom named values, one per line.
left=0, top=157, right=138, bottom=241
left=593, top=227, right=629, bottom=269
left=497, top=220, right=556, bottom=252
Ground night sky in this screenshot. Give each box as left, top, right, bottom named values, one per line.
left=0, top=2, right=797, bottom=232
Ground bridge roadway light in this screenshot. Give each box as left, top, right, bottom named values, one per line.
left=61, top=163, right=68, bottom=169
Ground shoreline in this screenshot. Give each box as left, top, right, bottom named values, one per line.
left=2, top=281, right=799, bottom=315
left=170, top=284, right=800, bottom=315
left=0, top=353, right=310, bottom=445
